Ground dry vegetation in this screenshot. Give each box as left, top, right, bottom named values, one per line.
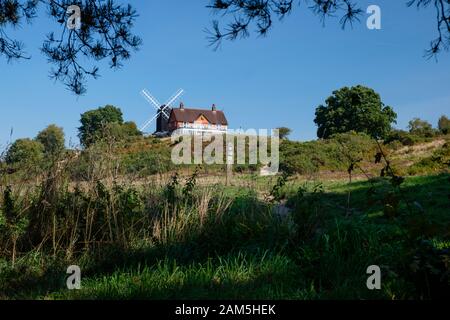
left=0, top=131, right=449, bottom=300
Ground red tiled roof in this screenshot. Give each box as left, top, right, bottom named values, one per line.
left=170, top=108, right=228, bottom=126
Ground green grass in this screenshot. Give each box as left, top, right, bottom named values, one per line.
left=1, top=174, right=449, bottom=300
left=50, top=253, right=314, bottom=300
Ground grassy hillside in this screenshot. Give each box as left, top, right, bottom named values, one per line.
left=0, top=133, right=449, bottom=300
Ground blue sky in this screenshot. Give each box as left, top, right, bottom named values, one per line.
left=1, top=0, right=449, bottom=148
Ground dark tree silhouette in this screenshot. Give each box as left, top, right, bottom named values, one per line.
left=206, top=0, right=450, bottom=57
left=0, top=0, right=141, bottom=94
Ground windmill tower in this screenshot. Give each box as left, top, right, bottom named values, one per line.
left=140, top=88, right=185, bottom=135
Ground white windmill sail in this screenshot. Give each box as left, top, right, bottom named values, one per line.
left=139, top=88, right=185, bottom=133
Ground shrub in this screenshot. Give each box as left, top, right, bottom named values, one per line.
left=102, top=122, right=142, bottom=143
left=385, top=130, right=416, bottom=146
left=408, top=143, right=450, bottom=175
left=121, top=148, right=174, bottom=176
left=5, top=139, right=44, bottom=167
left=36, top=124, right=65, bottom=157
left=438, top=115, right=450, bottom=135
left=408, top=118, right=436, bottom=138
left=279, top=132, right=375, bottom=174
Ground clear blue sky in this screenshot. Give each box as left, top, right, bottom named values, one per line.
left=1, top=0, right=449, bottom=148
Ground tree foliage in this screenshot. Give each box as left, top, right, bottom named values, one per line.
left=438, top=115, right=450, bottom=134
left=408, top=118, right=435, bottom=137
left=277, top=127, right=292, bottom=140
left=101, top=121, right=142, bottom=142
left=314, top=85, right=397, bottom=139
left=279, top=131, right=375, bottom=175
left=5, top=138, right=44, bottom=165
left=384, top=129, right=416, bottom=147
left=78, top=105, right=141, bottom=147
left=36, top=124, right=65, bottom=156
left=0, top=0, right=141, bottom=94
left=206, top=0, right=450, bottom=58
left=79, top=105, right=123, bottom=147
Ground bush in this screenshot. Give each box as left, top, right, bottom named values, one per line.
left=438, top=115, right=450, bottom=135
left=36, top=125, right=65, bottom=157
left=408, top=118, right=436, bottom=138
left=384, top=129, right=437, bottom=147
left=279, top=132, right=375, bottom=174
left=121, top=148, right=174, bottom=176
left=385, top=130, right=416, bottom=146
left=102, top=122, right=142, bottom=143
left=5, top=139, right=44, bottom=167
left=408, top=143, right=450, bottom=175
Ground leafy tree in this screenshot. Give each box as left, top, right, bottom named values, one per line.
left=408, top=118, right=435, bottom=137
left=78, top=105, right=141, bottom=147
left=0, top=0, right=141, bottom=94
left=79, top=105, right=124, bottom=147
left=438, top=115, right=450, bottom=134
left=314, top=85, right=397, bottom=139
left=277, top=127, right=292, bottom=140
left=101, top=121, right=142, bottom=142
left=207, top=0, right=450, bottom=57
left=36, top=124, right=65, bottom=157
left=5, top=138, right=44, bottom=165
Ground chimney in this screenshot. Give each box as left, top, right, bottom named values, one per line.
left=212, top=104, right=217, bottom=111
left=180, top=102, right=184, bottom=109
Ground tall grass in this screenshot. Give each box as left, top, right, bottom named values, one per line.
left=53, top=253, right=307, bottom=300
left=0, top=137, right=449, bottom=300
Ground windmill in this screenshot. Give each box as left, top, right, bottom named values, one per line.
left=140, top=88, right=185, bottom=135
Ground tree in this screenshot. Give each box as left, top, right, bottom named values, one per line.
left=0, top=0, right=141, bottom=94
left=101, top=121, right=142, bottom=141
left=438, top=115, right=450, bottom=134
left=79, top=105, right=124, bottom=147
left=78, top=105, right=141, bottom=147
left=36, top=124, right=65, bottom=157
left=5, top=138, right=44, bottom=165
left=408, top=118, right=435, bottom=137
left=314, top=85, right=397, bottom=139
left=277, top=127, right=292, bottom=140
left=207, top=0, right=450, bottom=57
